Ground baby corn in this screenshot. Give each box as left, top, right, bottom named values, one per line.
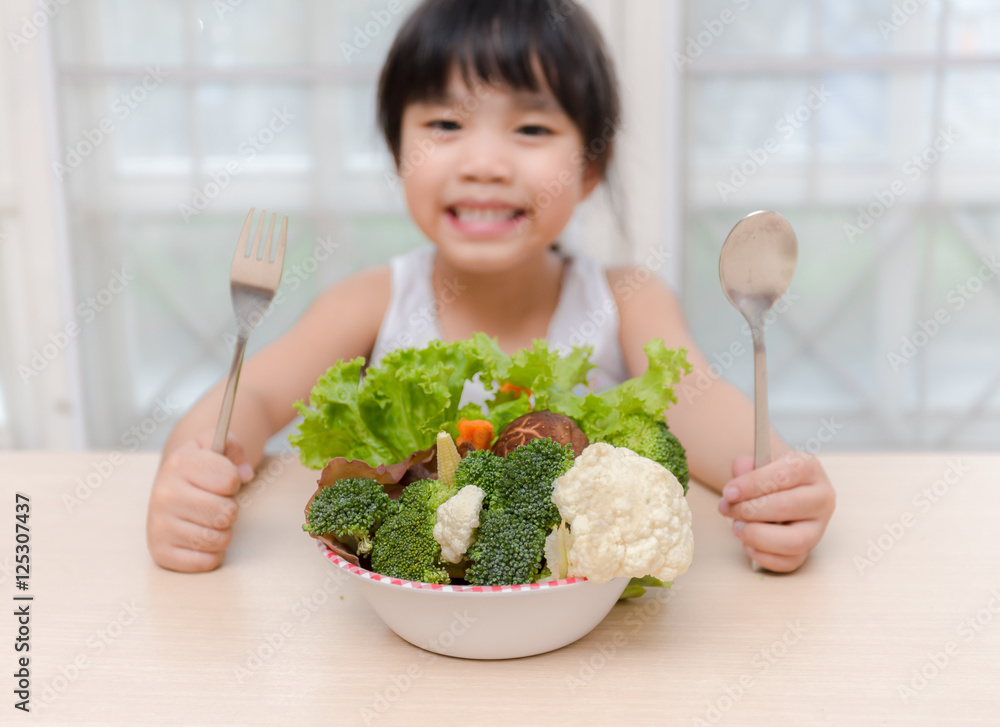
left=436, top=431, right=461, bottom=488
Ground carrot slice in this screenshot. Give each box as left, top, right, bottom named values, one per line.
left=498, top=382, right=532, bottom=398
left=456, top=418, right=495, bottom=450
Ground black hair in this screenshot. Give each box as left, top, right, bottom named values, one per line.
left=377, top=0, right=622, bottom=180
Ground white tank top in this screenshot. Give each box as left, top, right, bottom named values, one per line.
left=368, top=246, right=630, bottom=402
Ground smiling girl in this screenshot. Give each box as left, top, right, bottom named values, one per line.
left=147, top=0, right=835, bottom=574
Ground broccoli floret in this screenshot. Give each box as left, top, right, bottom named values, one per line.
left=303, top=478, right=395, bottom=555
left=465, top=508, right=547, bottom=586
left=370, top=479, right=454, bottom=584
left=454, top=448, right=507, bottom=502
left=495, top=437, right=574, bottom=530
left=463, top=437, right=574, bottom=585
left=602, top=415, right=689, bottom=493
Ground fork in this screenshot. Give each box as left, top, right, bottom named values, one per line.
left=212, top=208, right=287, bottom=454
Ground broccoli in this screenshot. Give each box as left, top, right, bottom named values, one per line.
left=303, top=478, right=395, bottom=555
left=463, top=437, right=575, bottom=585
left=465, top=508, right=547, bottom=585
left=495, top=437, right=574, bottom=530
left=370, top=479, right=454, bottom=584
left=601, top=415, right=689, bottom=493
left=454, top=448, right=507, bottom=502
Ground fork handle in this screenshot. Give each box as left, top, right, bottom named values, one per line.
left=212, top=333, right=249, bottom=454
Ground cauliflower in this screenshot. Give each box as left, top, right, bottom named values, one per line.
left=433, top=485, right=486, bottom=563
left=550, top=442, right=694, bottom=584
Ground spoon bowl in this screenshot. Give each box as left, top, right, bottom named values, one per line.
left=719, top=211, right=798, bottom=468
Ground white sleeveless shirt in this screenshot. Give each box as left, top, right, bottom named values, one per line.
left=368, top=246, right=630, bottom=399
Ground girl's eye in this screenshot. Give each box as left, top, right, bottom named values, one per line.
left=518, top=125, right=553, bottom=137
left=428, top=120, right=461, bottom=131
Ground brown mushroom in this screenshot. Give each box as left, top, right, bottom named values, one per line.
left=491, top=410, right=589, bottom=457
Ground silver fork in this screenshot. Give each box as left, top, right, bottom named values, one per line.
left=212, top=208, right=287, bottom=454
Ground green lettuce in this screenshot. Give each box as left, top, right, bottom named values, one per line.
left=290, top=335, right=690, bottom=470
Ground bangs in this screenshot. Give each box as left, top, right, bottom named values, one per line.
left=379, top=0, right=620, bottom=175
left=406, top=3, right=554, bottom=101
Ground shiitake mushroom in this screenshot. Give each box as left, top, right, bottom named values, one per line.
left=491, top=411, right=588, bottom=457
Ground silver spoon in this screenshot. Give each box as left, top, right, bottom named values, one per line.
left=719, top=211, right=798, bottom=470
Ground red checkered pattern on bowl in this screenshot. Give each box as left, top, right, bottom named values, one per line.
left=318, top=541, right=586, bottom=592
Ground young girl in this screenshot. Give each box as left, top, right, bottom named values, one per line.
left=147, top=0, right=835, bottom=575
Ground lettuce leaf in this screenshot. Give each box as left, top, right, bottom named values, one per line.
left=290, top=335, right=689, bottom=470
left=576, top=340, right=692, bottom=442
left=291, top=334, right=504, bottom=468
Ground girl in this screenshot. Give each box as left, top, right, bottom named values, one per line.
left=147, top=0, right=835, bottom=574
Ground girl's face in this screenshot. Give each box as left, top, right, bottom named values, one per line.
left=398, top=66, right=600, bottom=274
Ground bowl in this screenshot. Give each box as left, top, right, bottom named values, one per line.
left=318, top=542, right=628, bottom=659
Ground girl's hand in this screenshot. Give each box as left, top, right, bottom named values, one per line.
left=716, top=452, right=836, bottom=572
left=146, top=430, right=255, bottom=573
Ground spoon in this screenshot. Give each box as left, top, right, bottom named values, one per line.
left=718, top=211, right=798, bottom=470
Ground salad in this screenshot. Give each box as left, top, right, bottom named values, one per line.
left=293, top=335, right=695, bottom=593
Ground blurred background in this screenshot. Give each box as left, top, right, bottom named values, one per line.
left=0, top=0, right=997, bottom=455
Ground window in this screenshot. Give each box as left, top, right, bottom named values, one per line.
left=4, top=0, right=995, bottom=454
left=679, top=0, right=1000, bottom=450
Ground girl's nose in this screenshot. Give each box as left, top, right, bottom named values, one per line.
left=457, top=135, right=513, bottom=184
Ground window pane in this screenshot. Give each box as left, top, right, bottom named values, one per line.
left=686, top=0, right=812, bottom=57
left=820, top=0, right=944, bottom=55
left=97, top=0, right=185, bottom=65
left=193, top=0, right=310, bottom=66
left=948, top=0, right=1000, bottom=55
left=197, top=83, right=309, bottom=162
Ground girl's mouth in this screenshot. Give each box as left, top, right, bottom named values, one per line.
left=446, top=205, right=527, bottom=237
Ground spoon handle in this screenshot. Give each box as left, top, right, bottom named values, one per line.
left=751, top=325, right=771, bottom=469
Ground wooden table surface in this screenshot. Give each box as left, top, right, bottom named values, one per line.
left=0, top=451, right=998, bottom=726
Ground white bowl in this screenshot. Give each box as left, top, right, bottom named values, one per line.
left=319, top=542, right=628, bottom=660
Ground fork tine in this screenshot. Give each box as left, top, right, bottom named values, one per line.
left=264, top=212, right=277, bottom=262
left=275, top=215, right=287, bottom=266
left=250, top=209, right=266, bottom=260
left=237, top=207, right=255, bottom=257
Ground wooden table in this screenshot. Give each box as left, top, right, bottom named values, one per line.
left=1, top=451, right=998, bottom=726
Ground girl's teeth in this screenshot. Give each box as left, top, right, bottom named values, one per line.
left=453, top=207, right=517, bottom=223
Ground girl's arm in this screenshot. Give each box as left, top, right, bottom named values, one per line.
left=148, top=265, right=391, bottom=572
left=160, top=264, right=392, bottom=467
left=608, top=266, right=835, bottom=572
